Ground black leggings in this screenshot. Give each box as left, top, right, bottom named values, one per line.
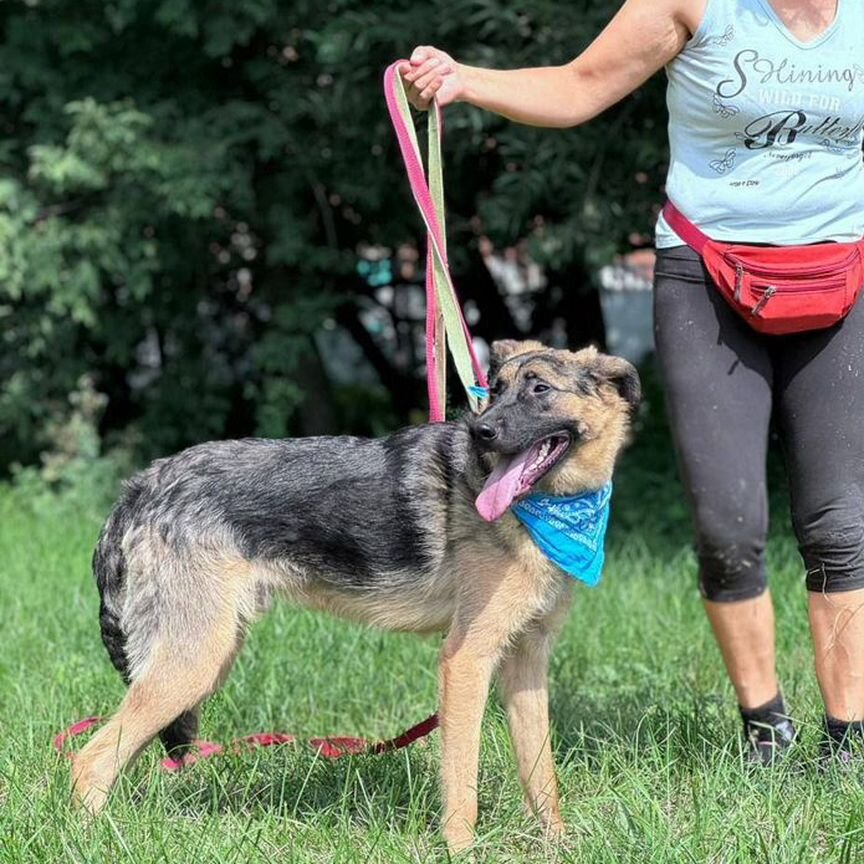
left=653, top=245, right=864, bottom=602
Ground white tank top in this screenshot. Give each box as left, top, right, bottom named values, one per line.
left=655, top=0, right=864, bottom=248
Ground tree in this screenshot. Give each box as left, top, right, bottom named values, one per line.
left=0, top=0, right=668, bottom=469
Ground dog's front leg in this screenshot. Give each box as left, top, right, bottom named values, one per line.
left=498, top=630, right=563, bottom=837
left=438, top=566, right=545, bottom=853
left=438, top=632, right=499, bottom=854
left=498, top=589, right=572, bottom=837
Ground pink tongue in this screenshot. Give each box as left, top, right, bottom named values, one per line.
left=475, top=448, right=535, bottom=522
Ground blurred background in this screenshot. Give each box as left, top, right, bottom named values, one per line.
left=0, top=0, right=667, bottom=492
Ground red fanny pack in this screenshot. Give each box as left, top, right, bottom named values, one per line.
left=663, top=201, right=864, bottom=335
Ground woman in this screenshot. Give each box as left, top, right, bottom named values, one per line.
left=401, top=0, right=864, bottom=766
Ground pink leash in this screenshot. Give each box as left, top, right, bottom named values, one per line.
left=54, top=62, right=488, bottom=773
left=383, top=60, right=488, bottom=420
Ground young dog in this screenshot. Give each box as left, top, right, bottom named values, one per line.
left=72, top=338, right=640, bottom=853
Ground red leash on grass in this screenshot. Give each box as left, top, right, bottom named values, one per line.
left=54, top=61, right=486, bottom=771
left=54, top=713, right=440, bottom=769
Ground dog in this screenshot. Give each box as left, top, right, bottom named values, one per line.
left=71, top=338, right=640, bottom=853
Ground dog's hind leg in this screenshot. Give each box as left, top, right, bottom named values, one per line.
left=72, top=561, right=249, bottom=814
left=72, top=634, right=239, bottom=814
left=158, top=631, right=247, bottom=760
left=158, top=708, right=200, bottom=760
left=498, top=587, right=572, bottom=839
left=73, top=631, right=241, bottom=813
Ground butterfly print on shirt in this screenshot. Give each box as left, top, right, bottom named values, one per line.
left=712, top=93, right=741, bottom=119
left=712, top=25, right=735, bottom=47
left=709, top=148, right=737, bottom=174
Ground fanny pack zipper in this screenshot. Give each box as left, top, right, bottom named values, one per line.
left=750, top=285, right=777, bottom=317
left=725, top=248, right=859, bottom=279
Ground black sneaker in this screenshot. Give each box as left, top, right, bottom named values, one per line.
left=818, top=716, right=864, bottom=773
left=743, top=715, right=797, bottom=766
left=818, top=743, right=857, bottom=773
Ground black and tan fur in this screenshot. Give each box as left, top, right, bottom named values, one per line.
left=72, top=339, right=640, bottom=853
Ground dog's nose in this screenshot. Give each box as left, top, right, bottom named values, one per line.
left=472, top=422, right=498, bottom=442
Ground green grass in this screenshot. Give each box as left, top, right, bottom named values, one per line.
left=2, top=396, right=864, bottom=863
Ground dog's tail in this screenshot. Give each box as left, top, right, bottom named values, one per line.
left=93, top=502, right=133, bottom=686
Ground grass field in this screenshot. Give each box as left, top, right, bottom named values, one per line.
left=2, top=393, right=864, bottom=863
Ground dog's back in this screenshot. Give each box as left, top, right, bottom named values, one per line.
left=89, top=422, right=480, bottom=777
left=95, top=422, right=479, bottom=685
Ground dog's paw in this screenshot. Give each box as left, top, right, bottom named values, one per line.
left=71, top=766, right=110, bottom=816
left=443, top=824, right=476, bottom=857
left=543, top=816, right=566, bottom=842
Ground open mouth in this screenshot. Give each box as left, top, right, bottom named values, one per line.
left=475, top=433, right=571, bottom=522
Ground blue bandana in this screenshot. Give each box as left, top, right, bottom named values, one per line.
left=510, top=484, right=612, bottom=586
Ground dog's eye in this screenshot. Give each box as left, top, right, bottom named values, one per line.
left=532, top=383, right=551, bottom=395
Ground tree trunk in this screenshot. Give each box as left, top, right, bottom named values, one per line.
left=296, top=335, right=338, bottom=435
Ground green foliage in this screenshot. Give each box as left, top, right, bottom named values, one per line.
left=0, top=0, right=668, bottom=469
left=9, top=374, right=128, bottom=517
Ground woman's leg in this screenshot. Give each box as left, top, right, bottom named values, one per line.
left=703, top=592, right=778, bottom=710
left=653, top=247, right=789, bottom=752
left=808, top=592, right=864, bottom=721
left=776, top=297, right=864, bottom=738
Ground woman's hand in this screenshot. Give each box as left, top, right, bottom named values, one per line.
left=399, top=47, right=465, bottom=110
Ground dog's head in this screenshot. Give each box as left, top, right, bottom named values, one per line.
left=470, top=339, right=640, bottom=522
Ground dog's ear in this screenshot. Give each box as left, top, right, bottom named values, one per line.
left=591, top=353, right=642, bottom=413
left=488, top=339, right=545, bottom=377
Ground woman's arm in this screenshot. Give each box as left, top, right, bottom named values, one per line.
left=400, top=0, right=701, bottom=127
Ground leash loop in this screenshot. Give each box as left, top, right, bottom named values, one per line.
left=383, top=61, right=488, bottom=421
